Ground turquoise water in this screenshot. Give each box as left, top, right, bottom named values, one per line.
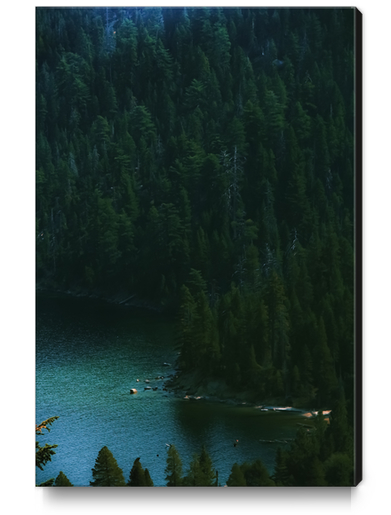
left=36, top=294, right=303, bottom=486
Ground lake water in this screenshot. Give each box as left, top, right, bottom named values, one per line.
left=36, top=294, right=305, bottom=487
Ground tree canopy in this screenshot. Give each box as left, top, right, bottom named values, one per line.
left=36, top=416, right=59, bottom=486
left=90, top=446, right=126, bottom=486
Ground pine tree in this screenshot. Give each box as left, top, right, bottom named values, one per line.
left=36, top=416, right=59, bottom=471
left=266, top=270, right=290, bottom=373
left=323, top=453, right=352, bottom=486
left=165, top=445, right=183, bottom=486
left=177, top=284, right=198, bottom=371
left=285, top=426, right=326, bottom=486
left=127, top=457, right=146, bottom=486
left=183, top=454, right=203, bottom=486
left=198, top=445, right=217, bottom=486
left=54, top=471, right=73, bottom=486
left=272, top=447, right=290, bottom=486
left=144, top=468, right=154, bottom=486
left=327, top=392, right=353, bottom=457
left=90, top=446, right=126, bottom=486
left=226, top=463, right=246, bottom=486
left=313, top=316, right=338, bottom=405
left=36, top=416, right=59, bottom=486
left=241, top=460, right=275, bottom=486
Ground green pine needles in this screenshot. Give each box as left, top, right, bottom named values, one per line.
left=90, top=446, right=126, bottom=486
left=36, top=416, right=59, bottom=487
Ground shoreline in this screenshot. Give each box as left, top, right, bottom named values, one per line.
left=163, top=370, right=326, bottom=419
left=37, top=285, right=328, bottom=419
left=36, top=284, right=165, bottom=313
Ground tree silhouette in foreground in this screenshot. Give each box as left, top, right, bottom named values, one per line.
left=90, top=446, right=126, bottom=486
left=226, top=463, right=247, bottom=486
left=127, top=457, right=154, bottom=486
left=165, top=444, right=183, bottom=486
left=227, top=459, right=275, bottom=486
left=54, top=471, right=73, bottom=486
left=144, top=468, right=154, bottom=486
left=36, top=416, right=59, bottom=486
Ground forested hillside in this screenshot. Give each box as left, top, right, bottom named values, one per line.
left=36, top=7, right=356, bottom=410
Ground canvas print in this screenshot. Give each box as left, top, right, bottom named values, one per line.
left=36, top=6, right=362, bottom=487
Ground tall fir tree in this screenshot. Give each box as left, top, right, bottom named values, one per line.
left=54, top=471, right=73, bottom=486
left=90, top=446, right=126, bottom=486
left=165, top=445, right=183, bottom=486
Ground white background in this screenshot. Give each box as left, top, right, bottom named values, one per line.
left=0, top=1, right=386, bottom=513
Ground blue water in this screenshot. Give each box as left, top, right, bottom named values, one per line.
left=36, top=294, right=303, bottom=486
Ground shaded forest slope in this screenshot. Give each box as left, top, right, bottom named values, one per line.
left=36, top=7, right=356, bottom=411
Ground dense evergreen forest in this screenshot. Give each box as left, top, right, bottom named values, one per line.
left=36, top=7, right=356, bottom=422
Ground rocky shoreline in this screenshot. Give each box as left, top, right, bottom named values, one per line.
left=37, top=285, right=325, bottom=418
left=164, top=370, right=291, bottom=409
left=162, top=370, right=329, bottom=421
left=164, top=372, right=253, bottom=405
